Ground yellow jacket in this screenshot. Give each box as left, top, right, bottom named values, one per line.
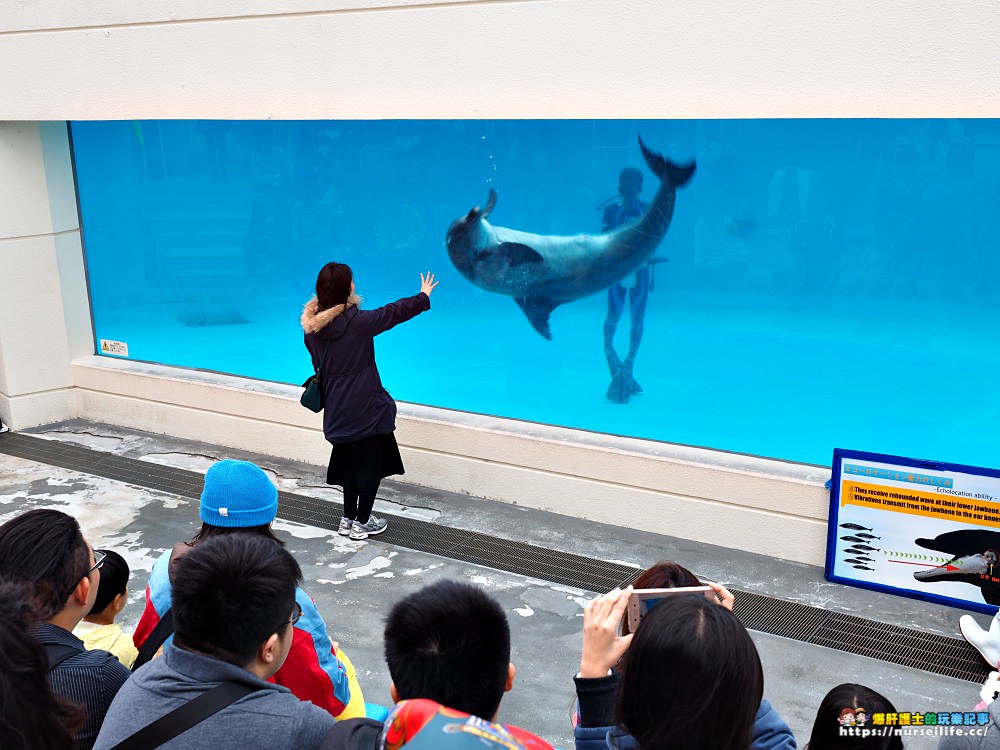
left=73, top=621, right=138, bottom=669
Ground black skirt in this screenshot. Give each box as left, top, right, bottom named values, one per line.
left=326, top=432, right=404, bottom=489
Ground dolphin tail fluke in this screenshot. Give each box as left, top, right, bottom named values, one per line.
left=665, top=160, right=696, bottom=187
left=514, top=296, right=558, bottom=340
left=638, top=134, right=696, bottom=188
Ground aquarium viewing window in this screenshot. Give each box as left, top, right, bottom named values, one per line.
left=70, top=119, right=1000, bottom=467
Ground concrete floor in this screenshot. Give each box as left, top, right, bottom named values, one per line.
left=0, top=420, right=988, bottom=750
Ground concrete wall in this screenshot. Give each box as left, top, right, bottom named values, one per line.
left=2, top=1, right=998, bottom=564
left=0, top=122, right=93, bottom=428
left=2, top=1, right=998, bottom=119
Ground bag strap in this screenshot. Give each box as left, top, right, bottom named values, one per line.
left=45, top=642, right=84, bottom=671
left=110, top=680, right=257, bottom=750
left=132, top=608, right=174, bottom=670
left=313, top=341, right=330, bottom=374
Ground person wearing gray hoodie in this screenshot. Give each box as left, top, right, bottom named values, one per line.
left=94, top=534, right=334, bottom=750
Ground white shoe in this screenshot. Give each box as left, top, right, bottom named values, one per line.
left=349, top=515, right=388, bottom=541
left=961, top=613, right=1000, bottom=667
left=337, top=517, right=353, bottom=536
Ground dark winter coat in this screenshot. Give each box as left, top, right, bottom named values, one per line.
left=301, top=292, right=430, bottom=444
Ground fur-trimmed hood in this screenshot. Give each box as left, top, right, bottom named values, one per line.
left=301, top=294, right=362, bottom=334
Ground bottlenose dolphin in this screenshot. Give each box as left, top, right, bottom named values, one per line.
left=446, top=136, right=695, bottom=339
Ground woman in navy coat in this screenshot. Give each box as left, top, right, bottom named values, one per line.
left=302, top=262, right=438, bottom=540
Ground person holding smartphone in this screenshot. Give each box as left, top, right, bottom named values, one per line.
left=573, top=561, right=797, bottom=750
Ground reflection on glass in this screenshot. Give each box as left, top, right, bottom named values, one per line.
left=71, top=119, right=1000, bottom=466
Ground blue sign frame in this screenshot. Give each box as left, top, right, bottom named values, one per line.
left=826, top=448, right=1000, bottom=615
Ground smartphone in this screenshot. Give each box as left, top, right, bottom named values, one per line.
left=626, top=586, right=713, bottom=632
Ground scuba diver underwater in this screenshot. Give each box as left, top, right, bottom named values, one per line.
left=599, top=167, right=665, bottom=404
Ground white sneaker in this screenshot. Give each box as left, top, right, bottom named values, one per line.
left=349, top=515, right=388, bottom=540
left=0, top=422, right=8, bottom=434
left=961, top=613, right=1000, bottom=668
left=337, top=517, right=353, bottom=536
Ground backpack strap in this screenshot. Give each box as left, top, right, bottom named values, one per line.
left=110, top=680, right=257, bottom=750
left=45, top=642, right=84, bottom=671
left=132, top=607, right=173, bottom=670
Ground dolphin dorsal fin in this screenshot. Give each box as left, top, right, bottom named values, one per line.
left=514, top=296, right=558, bottom=340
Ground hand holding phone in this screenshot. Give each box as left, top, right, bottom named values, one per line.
left=580, top=586, right=634, bottom=679
left=626, top=586, right=713, bottom=633
left=704, top=581, right=735, bottom=611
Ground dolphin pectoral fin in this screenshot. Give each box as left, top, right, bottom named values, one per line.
left=498, top=242, right=544, bottom=267
left=514, top=296, right=558, bottom=340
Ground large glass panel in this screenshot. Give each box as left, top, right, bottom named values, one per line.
left=71, top=120, right=1000, bottom=466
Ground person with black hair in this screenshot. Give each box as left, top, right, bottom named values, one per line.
left=94, top=533, right=336, bottom=750
left=73, top=549, right=138, bottom=668
left=319, top=580, right=553, bottom=750
left=573, top=586, right=764, bottom=750
left=383, top=579, right=514, bottom=720
left=574, top=561, right=795, bottom=750
left=805, top=684, right=903, bottom=750
left=0, top=509, right=131, bottom=750
left=134, top=458, right=364, bottom=719
left=600, top=167, right=656, bottom=404
left=301, top=262, right=438, bottom=540
left=0, top=580, right=85, bottom=750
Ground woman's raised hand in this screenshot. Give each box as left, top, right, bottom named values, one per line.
left=580, top=586, right=634, bottom=678
left=705, top=581, right=735, bottom=611
left=420, top=272, right=440, bottom=297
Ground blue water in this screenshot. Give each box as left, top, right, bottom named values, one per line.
left=70, top=119, right=1000, bottom=467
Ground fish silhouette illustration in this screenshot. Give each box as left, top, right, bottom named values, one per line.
left=840, top=523, right=874, bottom=532
left=853, top=565, right=876, bottom=571
left=856, top=533, right=881, bottom=540
left=841, top=536, right=868, bottom=543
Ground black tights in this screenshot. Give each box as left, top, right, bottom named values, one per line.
left=342, top=484, right=380, bottom=524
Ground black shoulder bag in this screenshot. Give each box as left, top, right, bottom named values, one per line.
left=110, top=680, right=257, bottom=750
left=301, top=341, right=330, bottom=413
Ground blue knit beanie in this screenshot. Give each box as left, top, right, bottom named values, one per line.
left=199, top=459, right=279, bottom=528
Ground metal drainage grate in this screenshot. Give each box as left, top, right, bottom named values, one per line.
left=0, top=431, right=991, bottom=683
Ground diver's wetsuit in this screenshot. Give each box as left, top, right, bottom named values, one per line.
left=603, top=196, right=650, bottom=403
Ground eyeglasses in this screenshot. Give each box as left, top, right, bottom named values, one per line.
left=85, top=549, right=106, bottom=577
left=276, top=601, right=303, bottom=635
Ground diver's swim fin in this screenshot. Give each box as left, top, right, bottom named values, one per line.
left=606, top=370, right=632, bottom=404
